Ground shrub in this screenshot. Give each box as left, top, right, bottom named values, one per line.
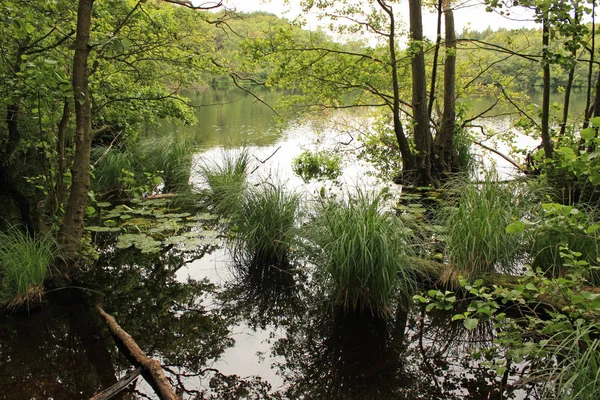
left=292, top=150, right=342, bottom=183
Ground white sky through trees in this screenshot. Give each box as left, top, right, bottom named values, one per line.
left=220, top=0, right=538, bottom=40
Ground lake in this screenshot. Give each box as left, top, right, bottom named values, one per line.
left=0, top=84, right=573, bottom=399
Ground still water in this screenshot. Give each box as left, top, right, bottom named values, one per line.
left=1, top=85, right=572, bottom=399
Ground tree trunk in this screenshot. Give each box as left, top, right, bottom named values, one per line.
left=428, top=0, right=443, bottom=119
left=97, top=305, right=181, bottom=400
left=559, top=11, right=580, bottom=138
left=541, top=16, right=553, bottom=158
left=58, top=0, right=95, bottom=270
left=434, top=0, right=456, bottom=176
left=408, top=0, right=434, bottom=184
left=376, top=0, right=416, bottom=177
left=54, top=100, right=71, bottom=215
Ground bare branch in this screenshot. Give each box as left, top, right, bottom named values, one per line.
left=162, top=0, right=223, bottom=10
left=498, top=84, right=541, bottom=131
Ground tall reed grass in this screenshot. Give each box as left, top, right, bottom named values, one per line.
left=91, top=135, right=195, bottom=197
left=137, top=135, right=195, bottom=193
left=529, top=205, right=600, bottom=284
left=0, top=228, right=56, bottom=308
left=305, top=191, right=417, bottom=317
left=442, top=178, right=528, bottom=282
left=539, top=324, right=600, bottom=400
left=196, top=149, right=251, bottom=216
left=231, top=183, right=300, bottom=268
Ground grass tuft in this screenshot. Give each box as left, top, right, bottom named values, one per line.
left=137, top=135, right=195, bottom=193
left=442, top=177, right=528, bottom=282
left=0, top=228, right=56, bottom=308
left=539, top=323, right=600, bottom=400
left=196, top=148, right=251, bottom=216
left=305, top=190, right=418, bottom=317
left=231, top=183, right=300, bottom=268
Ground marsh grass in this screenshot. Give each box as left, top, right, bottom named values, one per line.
left=442, top=178, right=529, bottom=282
left=231, top=183, right=300, bottom=268
left=539, top=324, right=600, bottom=400
left=91, top=146, right=135, bottom=195
left=91, top=135, right=195, bottom=197
left=196, top=149, right=251, bottom=216
left=305, top=191, right=418, bottom=317
left=0, top=228, right=56, bottom=308
left=137, top=135, right=195, bottom=193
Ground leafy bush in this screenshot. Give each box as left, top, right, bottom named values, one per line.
left=0, top=228, right=57, bottom=308
left=305, top=190, right=418, bottom=316
left=292, top=150, right=342, bottom=182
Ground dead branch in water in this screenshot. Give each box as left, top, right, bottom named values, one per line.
left=89, top=367, right=142, bottom=400
left=96, top=304, right=181, bottom=400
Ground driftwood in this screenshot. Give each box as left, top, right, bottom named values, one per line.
left=89, top=367, right=142, bottom=400
left=96, top=304, right=181, bottom=400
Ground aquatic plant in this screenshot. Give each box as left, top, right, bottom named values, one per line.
left=90, top=146, right=135, bottom=195
left=442, top=177, right=528, bottom=282
left=196, top=148, right=251, bottom=216
left=0, top=228, right=56, bottom=308
left=231, top=183, right=300, bottom=268
left=305, top=190, right=417, bottom=317
left=540, top=323, right=600, bottom=400
left=292, top=150, right=342, bottom=182
left=137, top=134, right=195, bottom=193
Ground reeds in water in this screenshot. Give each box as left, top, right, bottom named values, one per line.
left=442, top=178, right=527, bottom=282
left=196, top=148, right=251, bottom=216
left=305, top=190, right=417, bottom=317
left=231, top=183, right=300, bottom=268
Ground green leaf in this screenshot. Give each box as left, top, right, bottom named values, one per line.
left=525, top=283, right=538, bottom=291
left=581, top=127, right=596, bottom=140
left=451, top=314, right=466, bottom=321
left=591, top=117, right=600, bottom=128
left=506, top=221, right=526, bottom=234
left=463, top=318, right=479, bottom=331
left=85, top=206, right=96, bottom=215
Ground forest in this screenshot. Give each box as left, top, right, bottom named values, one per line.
left=2, top=0, right=600, bottom=399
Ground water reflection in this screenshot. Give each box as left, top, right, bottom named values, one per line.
left=273, top=306, right=404, bottom=400
left=0, top=298, right=117, bottom=399
left=223, top=261, right=307, bottom=331
left=149, top=86, right=286, bottom=147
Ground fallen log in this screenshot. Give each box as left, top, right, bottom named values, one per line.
left=96, top=304, right=181, bottom=400
left=89, top=367, right=142, bottom=400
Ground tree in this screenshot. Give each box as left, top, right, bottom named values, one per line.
left=243, top=0, right=462, bottom=185
left=0, top=0, right=223, bottom=274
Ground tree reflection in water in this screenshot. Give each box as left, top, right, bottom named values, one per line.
left=0, top=232, right=540, bottom=399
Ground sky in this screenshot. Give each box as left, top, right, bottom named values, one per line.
left=218, top=0, right=538, bottom=40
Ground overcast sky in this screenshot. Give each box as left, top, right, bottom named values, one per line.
left=219, top=0, right=538, bottom=39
